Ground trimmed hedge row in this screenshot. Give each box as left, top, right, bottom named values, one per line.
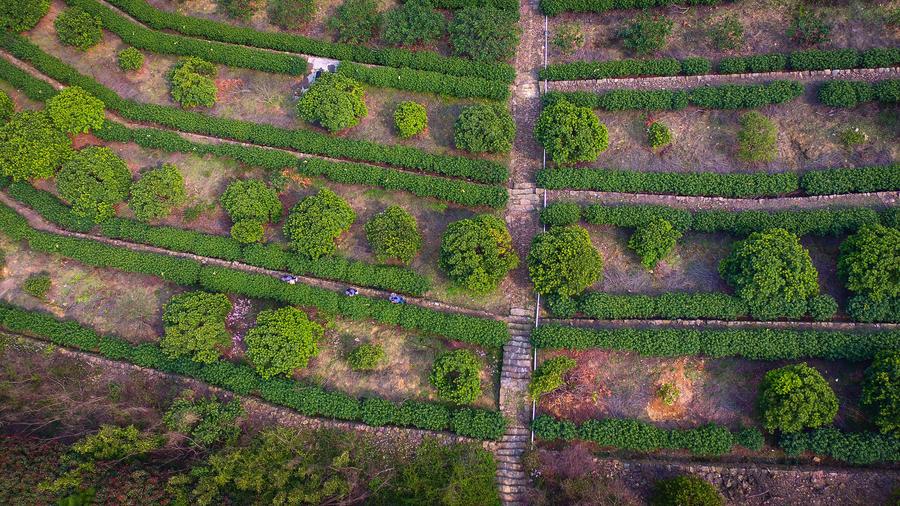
left=780, top=428, right=900, bottom=465
left=847, top=295, right=900, bottom=323
left=533, top=415, right=746, bottom=456
left=66, top=0, right=306, bottom=75
left=0, top=303, right=506, bottom=439
left=539, top=57, right=684, bottom=81
left=575, top=292, right=750, bottom=320
left=539, top=0, right=726, bottom=16
left=0, top=203, right=510, bottom=348
left=530, top=324, right=899, bottom=361
left=0, top=34, right=508, bottom=185
left=543, top=80, right=804, bottom=111
left=334, top=61, right=509, bottom=101
left=97, top=0, right=515, bottom=82
left=410, top=0, right=519, bottom=11
left=800, top=163, right=900, bottom=195
left=580, top=203, right=693, bottom=231
left=818, top=79, right=900, bottom=108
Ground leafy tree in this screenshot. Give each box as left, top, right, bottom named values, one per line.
left=283, top=188, right=355, bottom=259
left=528, top=225, right=603, bottom=297
left=296, top=72, right=367, bottom=132
left=220, top=179, right=282, bottom=224
left=245, top=307, right=323, bottom=379
left=838, top=224, right=900, bottom=301
left=22, top=272, right=51, bottom=299
left=788, top=5, right=830, bottom=46
left=117, top=47, right=144, bottom=72
left=448, top=6, right=519, bottom=62
left=364, top=205, right=422, bottom=264
left=757, top=363, right=838, bottom=433
left=168, top=57, right=218, bottom=108
left=430, top=349, right=482, bottom=405
left=393, top=101, right=427, bottom=139
left=381, top=0, right=444, bottom=47
left=347, top=343, right=385, bottom=371
left=737, top=111, right=778, bottom=163
left=650, top=475, right=723, bottom=506
left=161, top=291, right=232, bottom=364
left=46, top=86, right=105, bottom=134
left=534, top=99, right=608, bottom=166
left=551, top=22, right=584, bottom=55
left=128, top=163, right=186, bottom=221
left=327, top=0, right=379, bottom=44
left=268, top=0, right=316, bottom=29
left=0, top=111, right=73, bottom=181
left=57, top=146, right=131, bottom=221
left=529, top=356, right=576, bottom=398
left=0, top=89, right=13, bottom=123
left=163, top=395, right=244, bottom=446
left=230, top=219, right=265, bottom=244
left=438, top=214, right=519, bottom=294
left=628, top=218, right=681, bottom=270
left=647, top=121, right=671, bottom=150
left=54, top=7, right=102, bottom=51
left=0, top=0, right=49, bottom=32
left=453, top=104, right=516, bottom=154
left=619, top=14, right=673, bottom=55
left=719, top=228, right=818, bottom=319
left=861, top=350, right=899, bottom=435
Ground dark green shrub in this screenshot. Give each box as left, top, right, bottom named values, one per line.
left=818, top=80, right=873, bottom=108
left=245, top=306, right=322, bottom=379
left=807, top=294, right=837, bottom=322
left=336, top=60, right=509, bottom=101
left=347, top=343, right=385, bottom=371
left=430, top=349, right=482, bottom=405
left=800, top=163, right=900, bottom=196
left=628, top=219, right=681, bottom=269
left=647, top=121, right=671, bottom=149
left=168, top=57, right=218, bottom=108
left=650, top=476, right=723, bottom=506
left=55, top=7, right=102, bottom=51
left=847, top=295, right=900, bottom=323
left=0, top=0, right=49, bottom=32
left=861, top=350, right=899, bottom=435
left=736, top=427, right=765, bottom=451
left=216, top=0, right=256, bottom=21
left=737, top=111, right=778, bottom=163
left=839, top=224, right=900, bottom=301
left=449, top=6, right=519, bottom=62
left=787, top=5, right=830, bottom=46
left=779, top=428, right=900, bottom=465
left=0, top=111, right=73, bottom=181
left=535, top=99, right=608, bottom=166
left=327, top=0, right=378, bottom=44
left=719, top=53, right=787, bottom=74
left=619, top=14, right=673, bottom=55
left=545, top=293, right=577, bottom=318
left=117, top=47, right=144, bottom=71
left=528, top=225, right=603, bottom=297
left=583, top=203, right=692, bottom=231
left=540, top=201, right=581, bottom=227
left=551, top=21, right=584, bottom=55
left=230, top=220, right=264, bottom=244
left=757, top=363, right=838, bottom=433
left=364, top=205, right=421, bottom=264
left=454, top=103, right=515, bottom=154
left=0, top=89, right=12, bottom=123
left=129, top=163, right=186, bottom=221
left=393, top=101, right=427, bottom=139
left=163, top=395, right=243, bottom=446
left=46, top=86, right=105, bottom=135
left=22, top=272, right=51, bottom=299
left=708, top=14, right=743, bottom=51
left=268, top=0, right=316, bottom=29
left=680, top=57, right=710, bottom=76
left=161, top=291, right=232, bottom=364
left=283, top=188, right=355, bottom=259
left=220, top=179, right=282, bottom=224
left=529, top=356, right=576, bottom=398
left=439, top=214, right=518, bottom=294
left=381, top=0, right=444, bottom=47
left=57, top=146, right=131, bottom=221
left=297, top=72, right=367, bottom=132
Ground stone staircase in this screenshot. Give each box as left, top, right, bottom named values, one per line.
left=508, top=184, right=541, bottom=213
left=496, top=309, right=534, bottom=505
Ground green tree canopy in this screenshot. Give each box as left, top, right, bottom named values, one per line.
left=0, top=111, right=73, bottom=181
left=296, top=72, right=367, bottom=133
left=364, top=205, right=422, bottom=264
left=54, top=7, right=102, bottom=51
left=283, top=188, right=355, bottom=259
left=245, top=306, right=323, bottom=379
left=448, top=6, right=519, bottom=62
left=429, top=349, right=482, bottom=405
left=528, top=225, right=603, bottom=297
left=628, top=218, right=681, bottom=270
left=129, top=163, right=186, bottom=221
left=168, top=57, right=218, bottom=108
left=381, top=0, right=444, bottom=47
left=534, top=100, right=608, bottom=166
left=220, top=179, right=283, bottom=224
left=439, top=214, right=519, bottom=294
left=0, top=0, right=49, bottom=32
left=161, top=291, right=232, bottom=364
left=453, top=104, right=516, bottom=154
left=838, top=224, right=900, bottom=301
left=757, top=362, right=838, bottom=433
left=57, top=146, right=131, bottom=221
left=46, top=86, right=105, bottom=134
left=861, top=350, right=899, bottom=435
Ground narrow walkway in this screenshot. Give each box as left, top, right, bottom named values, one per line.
left=496, top=309, right=534, bottom=505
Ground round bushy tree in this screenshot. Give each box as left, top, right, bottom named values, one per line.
left=719, top=228, right=819, bottom=319
left=438, top=214, right=519, bottom=294
left=347, top=343, right=385, bottom=371
left=0, top=89, right=13, bottom=123
left=393, top=101, right=427, bottom=139
left=737, top=111, right=778, bottom=163
left=283, top=188, right=355, bottom=259
left=46, top=86, right=105, bottom=134
left=650, top=475, right=723, bottom=506
left=168, top=57, right=218, bottom=108
left=429, top=349, right=482, bottom=405
left=528, top=225, right=603, bottom=297
left=0, top=0, right=49, bottom=32
left=220, top=179, right=282, bottom=224
left=364, top=205, right=422, bottom=264
left=0, top=111, right=73, bottom=181
left=297, top=72, right=367, bottom=133
left=268, top=0, right=316, bottom=29
left=647, top=121, right=672, bottom=150
left=57, top=146, right=131, bottom=221
left=381, top=0, right=444, bottom=47
left=327, top=0, right=379, bottom=44
left=448, top=6, right=519, bottom=62
left=806, top=294, right=838, bottom=321
left=453, top=104, right=516, bottom=154
left=54, top=7, right=102, bottom=51
left=245, top=307, right=323, bottom=379
left=757, top=363, right=838, bottom=433
left=534, top=99, right=608, bottom=166
left=230, top=219, right=265, bottom=244
left=861, top=350, right=899, bottom=435
left=117, top=47, right=144, bottom=72
left=129, top=164, right=186, bottom=221
left=161, top=291, right=232, bottom=364
left=628, top=218, right=681, bottom=270
left=838, top=224, right=900, bottom=301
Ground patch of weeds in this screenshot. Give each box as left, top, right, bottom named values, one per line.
left=183, top=201, right=216, bottom=222
left=107, top=382, right=123, bottom=402
left=839, top=126, right=868, bottom=149
left=425, top=201, right=447, bottom=213
left=363, top=188, right=390, bottom=200
left=657, top=382, right=680, bottom=406
left=22, top=273, right=51, bottom=299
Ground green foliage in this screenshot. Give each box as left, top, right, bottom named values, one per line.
left=534, top=99, right=608, bottom=166
left=0, top=0, right=49, bottom=32
left=628, top=219, right=680, bottom=269
left=346, top=342, right=385, bottom=371
left=619, top=14, right=673, bottom=55
left=528, top=225, right=603, bottom=297
left=539, top=0, right=726, bottom=16
left=0, top=89, right=12, bottom=123
left=801, top=164, right=900, bottom=196
left=650, top=476, right=723, bottom=506
left=161, top=291, right=232, bottom=364
left=454, top=104, right=515, bottom=154
left=448, top=6, right=519, bottom=62
left=55, top=7, right=102, bottom=51
left=22, top=272, right=51, bottom=299
left=297, top=72, right=367, bottom=133
left=216, top=0, right=256, bottom=21
left=268, top=0, right=316, bottom=29
left=336, top=60, right=509, bottom=101
left=839, top=224, right=900, bottom=301
left=529, top=356, right=575, bottom=398
left=788, top=5, right=830, bottom=46
left=439, top=214, right=518, bottom=294
left=46, top=86, right=105, bottom=135
left=540, top=56, right=684, bottom=81
left=327, top=0, right=379, bottom=44
left=381, top=0, right=444, bottom=47
left=57, top=146, right=131, bottom=221
left=847, top=294, right=900, bottom=323
left=430, top=349, right=482, bottom=405
left=571, top=291, right=749, bottom=320
left=393, top=101, right=427, bottom=139
left=163, top=395, right=244, bottom=446
left=220, top=179, right=282, bottom=224
left=128, top=163, right=186, bottom=221
left=245, top=306, right=323, bottom=379
left=364, top=205, right=421, bottom=264
left=737, top=111, right=778, bottom=163
left=779, top=428, right=900, bottom=465
left=840, top=126, right=868, bottom=149
left=807, top=294, right=837, bottom=322
left=0, top=111, right=73, bottom=181
left=757, top=363, right=838, bottom=433
left=551, top=21, right=584, bottom=55
left=708, top=14, right=743, bottom=50
left=647, top=121, right=671, bottom=150
left=657, top=383, right=679, bottom=406
left=818, top=80, right=872, bottom=108
left=283, top=188, right=355, bottom=259
left=117, top=47, right=144, bottom=71
left=230, top=219, right=264, bottom=244
left=168, top=57, right=218, bottom=108
left=540, top=201, right=581, bottom=227
left=861, top=350, right=900, bottom=435
left=736, top=427, right=765, bottom=451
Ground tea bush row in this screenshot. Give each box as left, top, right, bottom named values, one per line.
left=539, top=0, right=726, bottom=17
left=779, top=428, right=900, bottom=465
left=335, top=61, right=509, bottom=101
left=818, top=79, right=900, bottom=108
